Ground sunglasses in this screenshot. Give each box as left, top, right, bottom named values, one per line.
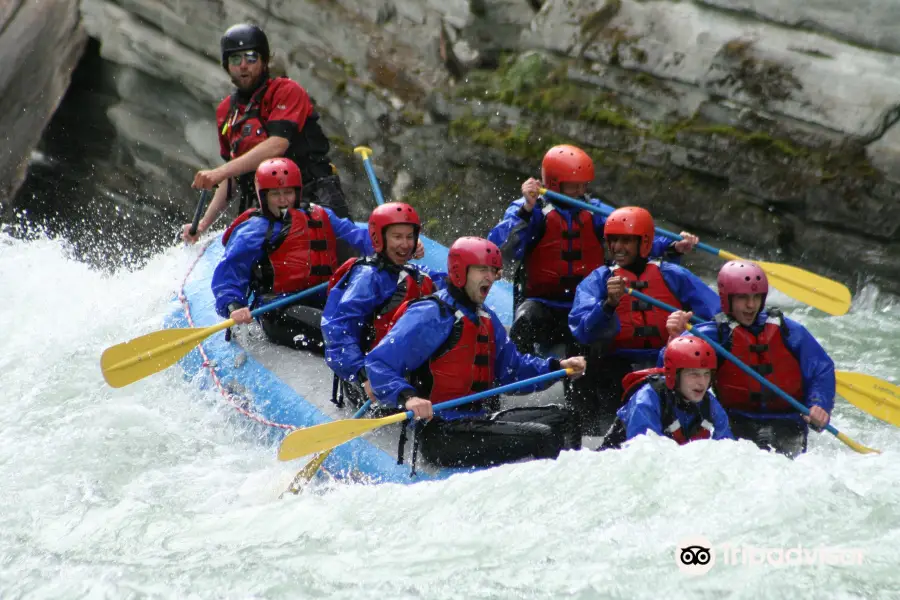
left=227, top=50, right=261, bottom=66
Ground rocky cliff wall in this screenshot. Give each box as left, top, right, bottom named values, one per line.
left=0, top=0, right=86, bottom=201
left=10, top=0, right=900, bottom=295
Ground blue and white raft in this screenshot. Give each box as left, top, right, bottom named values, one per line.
left=165, top=231, right=564, bottom=485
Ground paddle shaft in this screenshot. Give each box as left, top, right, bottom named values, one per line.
left=625, top=288, right=851, bottom=439
left=353, top=147, right=385, bottom=206
left=541, top=187, right=719, bottom=255
left=408, top=368, right=570, bottom=419
left=248, top=282, right=327, bottom=319
left=541, top=188, right=850, bottom=313
left=277, top=369, right=572, bottom=461
left=105, top=282, right=327, bottom=374
left=189, top=190, right=210, bottom=237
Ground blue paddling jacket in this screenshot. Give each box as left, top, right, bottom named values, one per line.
left=568, top=260, right=720, bottom=364
left=322, top=258, right=448, bottom=383
left=617, top=378, right=733, bottom=443
left=487, top=196, right=678, bottom=309
left=211, top=209, right=374, bottom=318
left=365, top=287, right=564, bottom=418
left=660, top=311, right=836, bottom=424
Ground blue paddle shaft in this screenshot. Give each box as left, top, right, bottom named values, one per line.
left=248, top=282, right=328, bottom=318
left=541, top=188, right=720, bottom=255
left=402, top=369, right=569, bottom=420
left=626, top=288, right=838, bottom=434
left=352, top=399, right=372, bottom=419
left=360, top=156, right=386, bottom=206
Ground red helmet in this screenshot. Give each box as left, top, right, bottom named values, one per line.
left=541, top=145, right=595, bottom=192
left=368, top=202, right=420, bottom=253
left=664, top=336, right=716, bottom=390
left=447, top=237, right=502, bottom=288
left=603, top=207, right=655, bottom=258
left=255, top=158, right=303, bottom=204
left=717, top=261, right=768, bottom=314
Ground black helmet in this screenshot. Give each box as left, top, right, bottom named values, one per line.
left=220, top=24, right=270, bottom=68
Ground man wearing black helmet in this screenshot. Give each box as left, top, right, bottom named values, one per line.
left=182, top=23, right=352, bottom=244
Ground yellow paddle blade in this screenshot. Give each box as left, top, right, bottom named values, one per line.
left=101, top=322, right=230, bottom=388
left=837, top=371, right=900, bottom=428
left=717, top=251, right=851, bottom=316
left=281, top=451, right=333, bottom=497
left=278, top=411, right=409, bottom=462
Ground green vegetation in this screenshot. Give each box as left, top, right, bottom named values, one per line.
left=447, top=52, right=878, bottom=178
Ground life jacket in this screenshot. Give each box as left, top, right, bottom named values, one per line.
left=620, top=368, right=714, bottom=445
left=611, top=261, right=683, bottom=350
left=523, top=203, right=605, bottom=301
left=222, top=205, right=337, bottom=295
left=393, top=296, right=495, bottom=407
left=216, top=77, right=333, bottom=211
left=714, top=309, right=802, bottom=413
left=328, top=257, right=435, bottom=351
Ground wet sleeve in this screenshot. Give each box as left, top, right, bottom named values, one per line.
left=487, top=198, right=540, bottom=263
left=321, top=267, right=389, bottom=381
left=263, top=80, right=313, bottom=139
left=569, top=268, right=619, bottom=344
left=620, top=386, right=665, bottom=439
left=324, top=208, right=375, bottom=255
left=491, top=312, right=556, bottom=391
left=784, top=318, right=836, bottom=414
left=211, top=224, right=267, bottom=318
left=650, top=235, right=682, bottom=264
left=413, top=265, right=449, bottom=290
left=365, top=302, right=452, bottom=408
left=708, top=393, right=734, bottom=440
left=660, top=264, right=720, bottom=320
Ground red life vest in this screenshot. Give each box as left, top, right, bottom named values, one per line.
left=215, top=77, right=333, bottom=210
left=611, top=261, right=683, bottom=350
left=222, top=205, right=337, bottom=295
left=523, top=204, right=605, bottom=300
left=328, top=257, right=435, bottom=351
left=621, top=368, right=714, bottom=445
left=714, top=311, right=803, bottom=413
left=393, top=297, right=496, bottom=405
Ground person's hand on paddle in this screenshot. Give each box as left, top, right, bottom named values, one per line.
left=414, top=239, right=425, bottom=259
left=666, top=310, right=693, bottom=337
left=804, top=405, right=831, bottom=431
left=672, top=231, right=700, bottom=254
left=521, top=177, right=541, bottom=212
left=181, top=222, right=207, bottom=244
left=606, top=276, right=626, bottom=307
left=405, top=397, right=433, bottom=420
left=560, top=356, right=587, bottom=378
left=192, top=167, right=227, bottom=190
left=230, top=307, right=252, bottom=325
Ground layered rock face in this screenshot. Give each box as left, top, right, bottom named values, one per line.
left=10, top=0, right=900, bottom=293
left=0, top=0, right=86, bottom=201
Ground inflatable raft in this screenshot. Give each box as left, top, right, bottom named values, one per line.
left=165, top=230, right=565, bottom=484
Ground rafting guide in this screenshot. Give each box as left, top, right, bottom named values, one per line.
left=675, top=536, right=864, bottom=575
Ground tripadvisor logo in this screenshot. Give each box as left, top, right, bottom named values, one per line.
left=676, top=537, right=865, bottom=575
left=676, top=536, right=715, bottom=575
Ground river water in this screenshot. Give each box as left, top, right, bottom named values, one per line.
left=1, top=47, right=899, bottom=600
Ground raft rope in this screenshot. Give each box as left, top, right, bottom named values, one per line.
left=177, top=238, right=298, bottom=432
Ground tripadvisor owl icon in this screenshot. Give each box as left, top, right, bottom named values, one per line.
left=676, top=536, right=716, bottom=575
